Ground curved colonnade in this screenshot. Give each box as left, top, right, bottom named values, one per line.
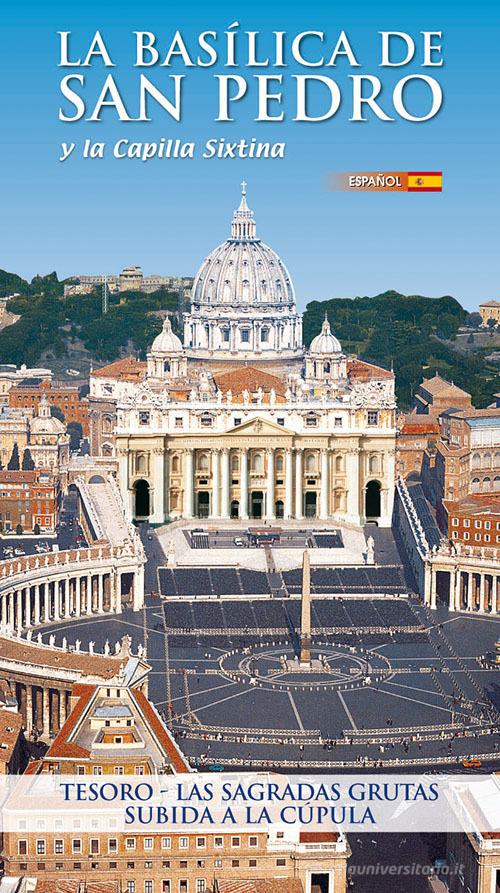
left=0, top=545, right=146, bottom=739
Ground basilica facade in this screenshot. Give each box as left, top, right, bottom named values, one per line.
left=89, top=185, right=397, bottom=527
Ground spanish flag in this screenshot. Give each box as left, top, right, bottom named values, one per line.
left=407, top=172, right=443, bottom=192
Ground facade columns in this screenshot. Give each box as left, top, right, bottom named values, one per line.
left=479, top=573, right=486, bottom=613
left=320, top=449, right=329, bottom=520
left=346, top=449, right=360, bottom=522
left=295, top=449, right=303, bottom=520
left=211, top=449, right=221, bottom=519
left=59, top=690, right=66, bottom=730
left=75, top=575, right=81, bottom=617
left=183, top=449, right=194, bottom=519
left=33, top=585, right=40, bottom=626
left=42, top=688, right=50, bottom=738
left=220, top=449, right=230, bottom=519
left=284, top=450, right=293, bottom=519
left=16, top=590, right=23, bottom=631
left=64, top=577, right=71, bottom=619
left=44, top=583, right=51, bottom=623
left=151, top=449, right=165, bottom=525
left=53, top=581, right=61, bottom=622
left=466, top=573, right=473, bottom=610
left=430, top=567, right=437, bottom=610
left=118, top=451, right=131, bottom=520
left=266, top=449, right=275, bottom=520
left=98, top=574, right=104, bottom=614
left=86, top=574, right=92, bottom=614
left=25, top=686, right=33, bottom=733
left=240, top=449, right=249, bottom=520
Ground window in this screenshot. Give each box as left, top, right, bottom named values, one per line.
left=367, top=411, right=379, bottom=426
left=18, top=840, right=27, bottom=855
left=231, top=837, right=240, bottom=847
left=222, top=328, right=230, bottom=343
left=139, top=411, right=150, bottom=426
left=72, top=840, right=82, bottom=854
left=464, top=532, right=470, bottom=540
left=475, top=520, right=482, bottom=529
left=234, top=418, right=241, bottom=426
left=90, top=839, right=99, bottom=855
left=161, top=837, right=171, bottom=849
left=93, top=766, right=102, bottom=775
left=175, top=417, right=183, bottom=428
left=485, top=521, right=491, bottom=530
left=334, top=417, right=343, bottom=427
left=249, top=837, right=258, bottom=847
left=196, top=882, right=206, bottom=893
left=145, top=882, right=153, bottom=893
left=249, top=859, right=257, bottom=867
left=464, top=519, right=470, bottom=528
left=485, top=534, right=491, bottom=542
left=214, top=859, right=222, bottom=867
left=126, top=838, right=136, bottom=850
left=126, top=883, right=136, bottom=893
left=260, top=327, right=269, bottom=343
left=241, top=329, right=250, bottom=343
left=109, top=839, right=118, bottom=853
left=54, top=840, right=64, bottom=854
left=144, top=838, right=153, bottom=850
left=200, top=414, right=213, bottom=427
left=197, top=860, right=205, bottom=868
left=475, top=534, right=481, bottom=542
left=214, top=837, right=223, bottom=848
left=276, top=858, right=286, bottom=866
left=36, top=840, right=45, bottom=856
left=76, top=765, right=85, bottom=775
left=452, top=518, right=459, bottom=526
left=306, top=415, right=318, bottom=427
left=196, top=837, right=206, bottom=848
left=277, top=418, right=285, bottom=426
left=179, top=837, right=189, bottom=849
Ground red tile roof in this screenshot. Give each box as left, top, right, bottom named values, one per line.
left=130, top=688, right=190, bottom=773
left=92, top=356, right=147, bottom=381
left=400, top=422, right=440, bottom=435
left=299, top=830, right=339, bottom=843
left=36, top=882, right=119, bottom=893
left=214, top=366, right=286, bottom=397
left=218, top=882, right=303, bottom=893
left=347, top=357, right=393, bottom=381
left=45, top=684, right=96, bottom=760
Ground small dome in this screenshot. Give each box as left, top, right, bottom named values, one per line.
left=310, top=316, right=342, bottom=355
left=151, top=318, right=182, bottom=354
left=31, top=396, right=65, bottom=435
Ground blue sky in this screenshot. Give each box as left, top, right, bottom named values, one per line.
left=0, top=0, right=498, bottom=311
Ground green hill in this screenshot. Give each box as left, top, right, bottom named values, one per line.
left=303, top=291, right=499, bottom=409
left=0, top=277, right=496, bottom=410
left=0, top=282, right=181, bottom=368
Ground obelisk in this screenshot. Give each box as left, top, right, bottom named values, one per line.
left=299, top=549, right=311, bottom=667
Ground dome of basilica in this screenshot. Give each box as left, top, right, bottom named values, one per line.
left=191, top=183, right=296, bottom=309
left=150, top=318, right=183, bottom=354
left=309, top=316, right=342, bottom=355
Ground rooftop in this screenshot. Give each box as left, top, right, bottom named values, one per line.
left=92, top=356, right=147, bottom=382
left=347, top=357, right=393, bottom=381
left=0, top=708, right=23, bottom=764
left=214, top=367, right=286, bottom=397
left=217, top=882, right=303, bottom=893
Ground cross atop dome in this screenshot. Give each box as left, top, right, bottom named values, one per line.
left=231, top=180, right=257, bottom=240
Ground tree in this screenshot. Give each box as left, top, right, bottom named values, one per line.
left=22, top=448, right=35, bottom=470
left=7, top=442, right=20, bottom=470
left=487, top=318, right=497, bottom=329
left=67, top=421, right=83, bottom=451
left=50, top=405, right=65, bottom=422
left=465, top=312, right=482, bottom=329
